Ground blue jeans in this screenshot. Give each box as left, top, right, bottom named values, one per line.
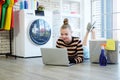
left=83, top=46, right=90, bottom=59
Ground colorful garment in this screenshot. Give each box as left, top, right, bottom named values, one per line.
left=11, top=0, right=18, bottom=28
left=0, top=0, right=5, bottom=21
left=0, top=0, right=10, bottom=29
left=4, top=0, right=14, bottom=30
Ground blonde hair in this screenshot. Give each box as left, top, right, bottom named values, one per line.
left=61, top=18, right=71, bottom=30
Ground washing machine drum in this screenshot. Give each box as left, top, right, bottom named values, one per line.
left=29, top=19, right=51, bottom=45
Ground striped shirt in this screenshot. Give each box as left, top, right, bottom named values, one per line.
left=56, top=37, right=83, bottom=63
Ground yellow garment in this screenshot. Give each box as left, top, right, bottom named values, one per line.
left=4, top=0, right=14, bottom=30
left=105, top=39, right=115, bottom=50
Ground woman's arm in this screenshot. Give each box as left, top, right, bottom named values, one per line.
left=74, top=40, right=84, bottom=63
left=56, top=38, right=65, bottom=48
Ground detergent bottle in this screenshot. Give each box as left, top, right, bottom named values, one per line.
left=99, top=44, right=107, bottom=66
left=20, top=0, right=24, bottom=9
left=24, top=0, right=28, bottom=9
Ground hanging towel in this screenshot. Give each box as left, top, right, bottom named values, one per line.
left=0, top=0, right=5, bottom=22
left=11, top=8, right=14, bottom=28
left=105, top=39, right=115, bottom=50
left=4, top=0, right=14, bottom=30
left=11, top=0, right=18, bottom=28
left=0, top=0, right=10, bottom=30
left=14, top=0, right=17, bottom=3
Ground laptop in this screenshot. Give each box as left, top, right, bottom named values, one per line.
left=40, top=48, right=74, bottom=66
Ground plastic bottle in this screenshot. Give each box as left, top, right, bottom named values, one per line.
left=20, top=0, right=24, bottom=9
left=24, top=0, right=28, bottom=9
left=99, top=44, right=107, bottom=66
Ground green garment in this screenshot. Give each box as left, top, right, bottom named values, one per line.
left=0, top=0, right=5, bottom=21
left=0, top=0, right=10, bottom=29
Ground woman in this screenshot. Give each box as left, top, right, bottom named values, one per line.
left=56, top=18, right=96, bottom=63
left=56, top=18, right=84, bottom=63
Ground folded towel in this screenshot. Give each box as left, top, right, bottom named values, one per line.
left=105, top=39, right=115, bottom=50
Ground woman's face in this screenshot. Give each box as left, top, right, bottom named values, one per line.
left=60, top=28, right=72, bottom=43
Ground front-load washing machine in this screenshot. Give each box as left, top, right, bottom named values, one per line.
left=13, top=10, right=53, bottom=57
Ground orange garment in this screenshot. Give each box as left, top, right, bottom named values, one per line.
left=4, top=0, right=14, bottom=30
left=0, top=0, right=5, bottom=21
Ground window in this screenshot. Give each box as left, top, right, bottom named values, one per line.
left=91, top=0, right=102, bottom=38
left=113, top=0, right=120, bottom=40
left=91, top=0, right=120, bottom=40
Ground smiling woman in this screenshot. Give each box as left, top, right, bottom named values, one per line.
left=56, top=18, right=84, bottom=64
left=56, top=18, right=97, bottom=63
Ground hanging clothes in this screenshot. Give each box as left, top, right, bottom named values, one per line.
left=4, top=0, right=14, bottom=30
left=11, top=8, right=14, bottom=28
left=11, top=0, right=18, bottom=28
left=0, top=0, right=10, bottom=30
left=0, top=0, right=5, bottom=22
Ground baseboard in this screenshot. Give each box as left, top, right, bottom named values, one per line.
left=15, top=56, right=42, bottom=58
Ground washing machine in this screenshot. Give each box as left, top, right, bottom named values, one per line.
left=13, top=9, right=53, bottom=57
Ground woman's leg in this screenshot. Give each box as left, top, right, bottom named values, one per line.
left=82, top=24, right=96, bottom=60
left=91, top=29, right=96, bottom=39
left=82, top=31, right=89, bottom=46
left=82, top=31, right=90, bottom=60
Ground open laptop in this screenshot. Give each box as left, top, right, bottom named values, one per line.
left=40, top=48, right=74, bottom=66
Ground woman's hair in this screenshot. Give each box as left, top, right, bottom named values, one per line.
left=61, top=18, right=71, bottom=30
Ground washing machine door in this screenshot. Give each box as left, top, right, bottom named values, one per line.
left=29, top=19, right=51, bottom=45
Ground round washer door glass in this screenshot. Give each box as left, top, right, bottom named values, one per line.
left=29, top=19, right=51, bottom=45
